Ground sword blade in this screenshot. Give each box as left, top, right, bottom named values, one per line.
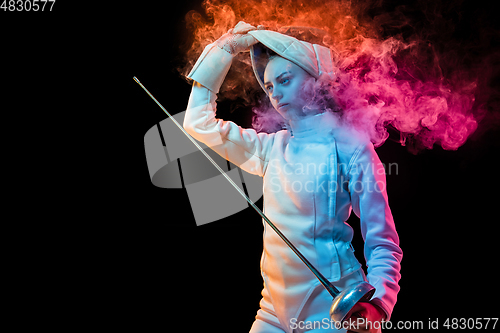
left=134, top=76, right=340, bottom=297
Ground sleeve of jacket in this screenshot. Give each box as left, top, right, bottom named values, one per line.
left=348, top=143, right=403, bottom=320
left=183, top=42, right=275, bottom=177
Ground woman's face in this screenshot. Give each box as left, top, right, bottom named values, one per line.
left=264, top=56, right=317, bottom=120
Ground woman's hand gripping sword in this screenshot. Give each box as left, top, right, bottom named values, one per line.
left=133, top=76, right=375, bottom=324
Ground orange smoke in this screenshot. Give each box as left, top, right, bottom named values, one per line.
left=181, top=0, right=374, bottom=74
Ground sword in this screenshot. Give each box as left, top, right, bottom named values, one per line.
left=134, top=76, right=375, bottom=323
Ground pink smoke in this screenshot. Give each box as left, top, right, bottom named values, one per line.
left=331, top=36, right=480, bottom=151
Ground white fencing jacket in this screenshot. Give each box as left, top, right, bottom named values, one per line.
left=184, top=42, right=403, bottom=325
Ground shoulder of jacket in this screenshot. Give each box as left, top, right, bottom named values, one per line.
left=333, top=123, right=371, bottom=153
left=343, top=141, right=379, bottom=176
left=332, top=126, right=372, bottom=167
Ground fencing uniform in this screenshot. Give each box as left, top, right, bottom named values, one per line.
left=184, top=30, right=402, bottom=333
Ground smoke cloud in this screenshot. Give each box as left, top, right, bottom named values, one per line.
left=178, top=0, right=500, bottom=153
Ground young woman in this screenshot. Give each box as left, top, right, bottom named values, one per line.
left=183, top=21, right=402, bottom=333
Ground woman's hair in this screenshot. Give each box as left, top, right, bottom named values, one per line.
left=252, top=49, right=342, bottom=133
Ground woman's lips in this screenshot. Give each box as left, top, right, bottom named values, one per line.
left=278, top=103, right=289, bottom=110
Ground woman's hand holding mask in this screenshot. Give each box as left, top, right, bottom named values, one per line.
left=216, top=21, right=265, bottom=55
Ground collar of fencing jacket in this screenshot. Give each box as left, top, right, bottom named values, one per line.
left=287, top=111, right=341, bottom=139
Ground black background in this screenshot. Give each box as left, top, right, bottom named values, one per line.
left=3, top=0, right=499, bottom=330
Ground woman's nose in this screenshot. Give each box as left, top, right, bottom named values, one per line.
left=271, top=87, right=283, bottom=102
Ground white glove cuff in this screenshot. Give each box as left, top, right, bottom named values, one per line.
left=186, top=42, right=234, bottom=94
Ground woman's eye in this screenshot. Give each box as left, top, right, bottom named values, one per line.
left=281, top=78, right=289, bottom=84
